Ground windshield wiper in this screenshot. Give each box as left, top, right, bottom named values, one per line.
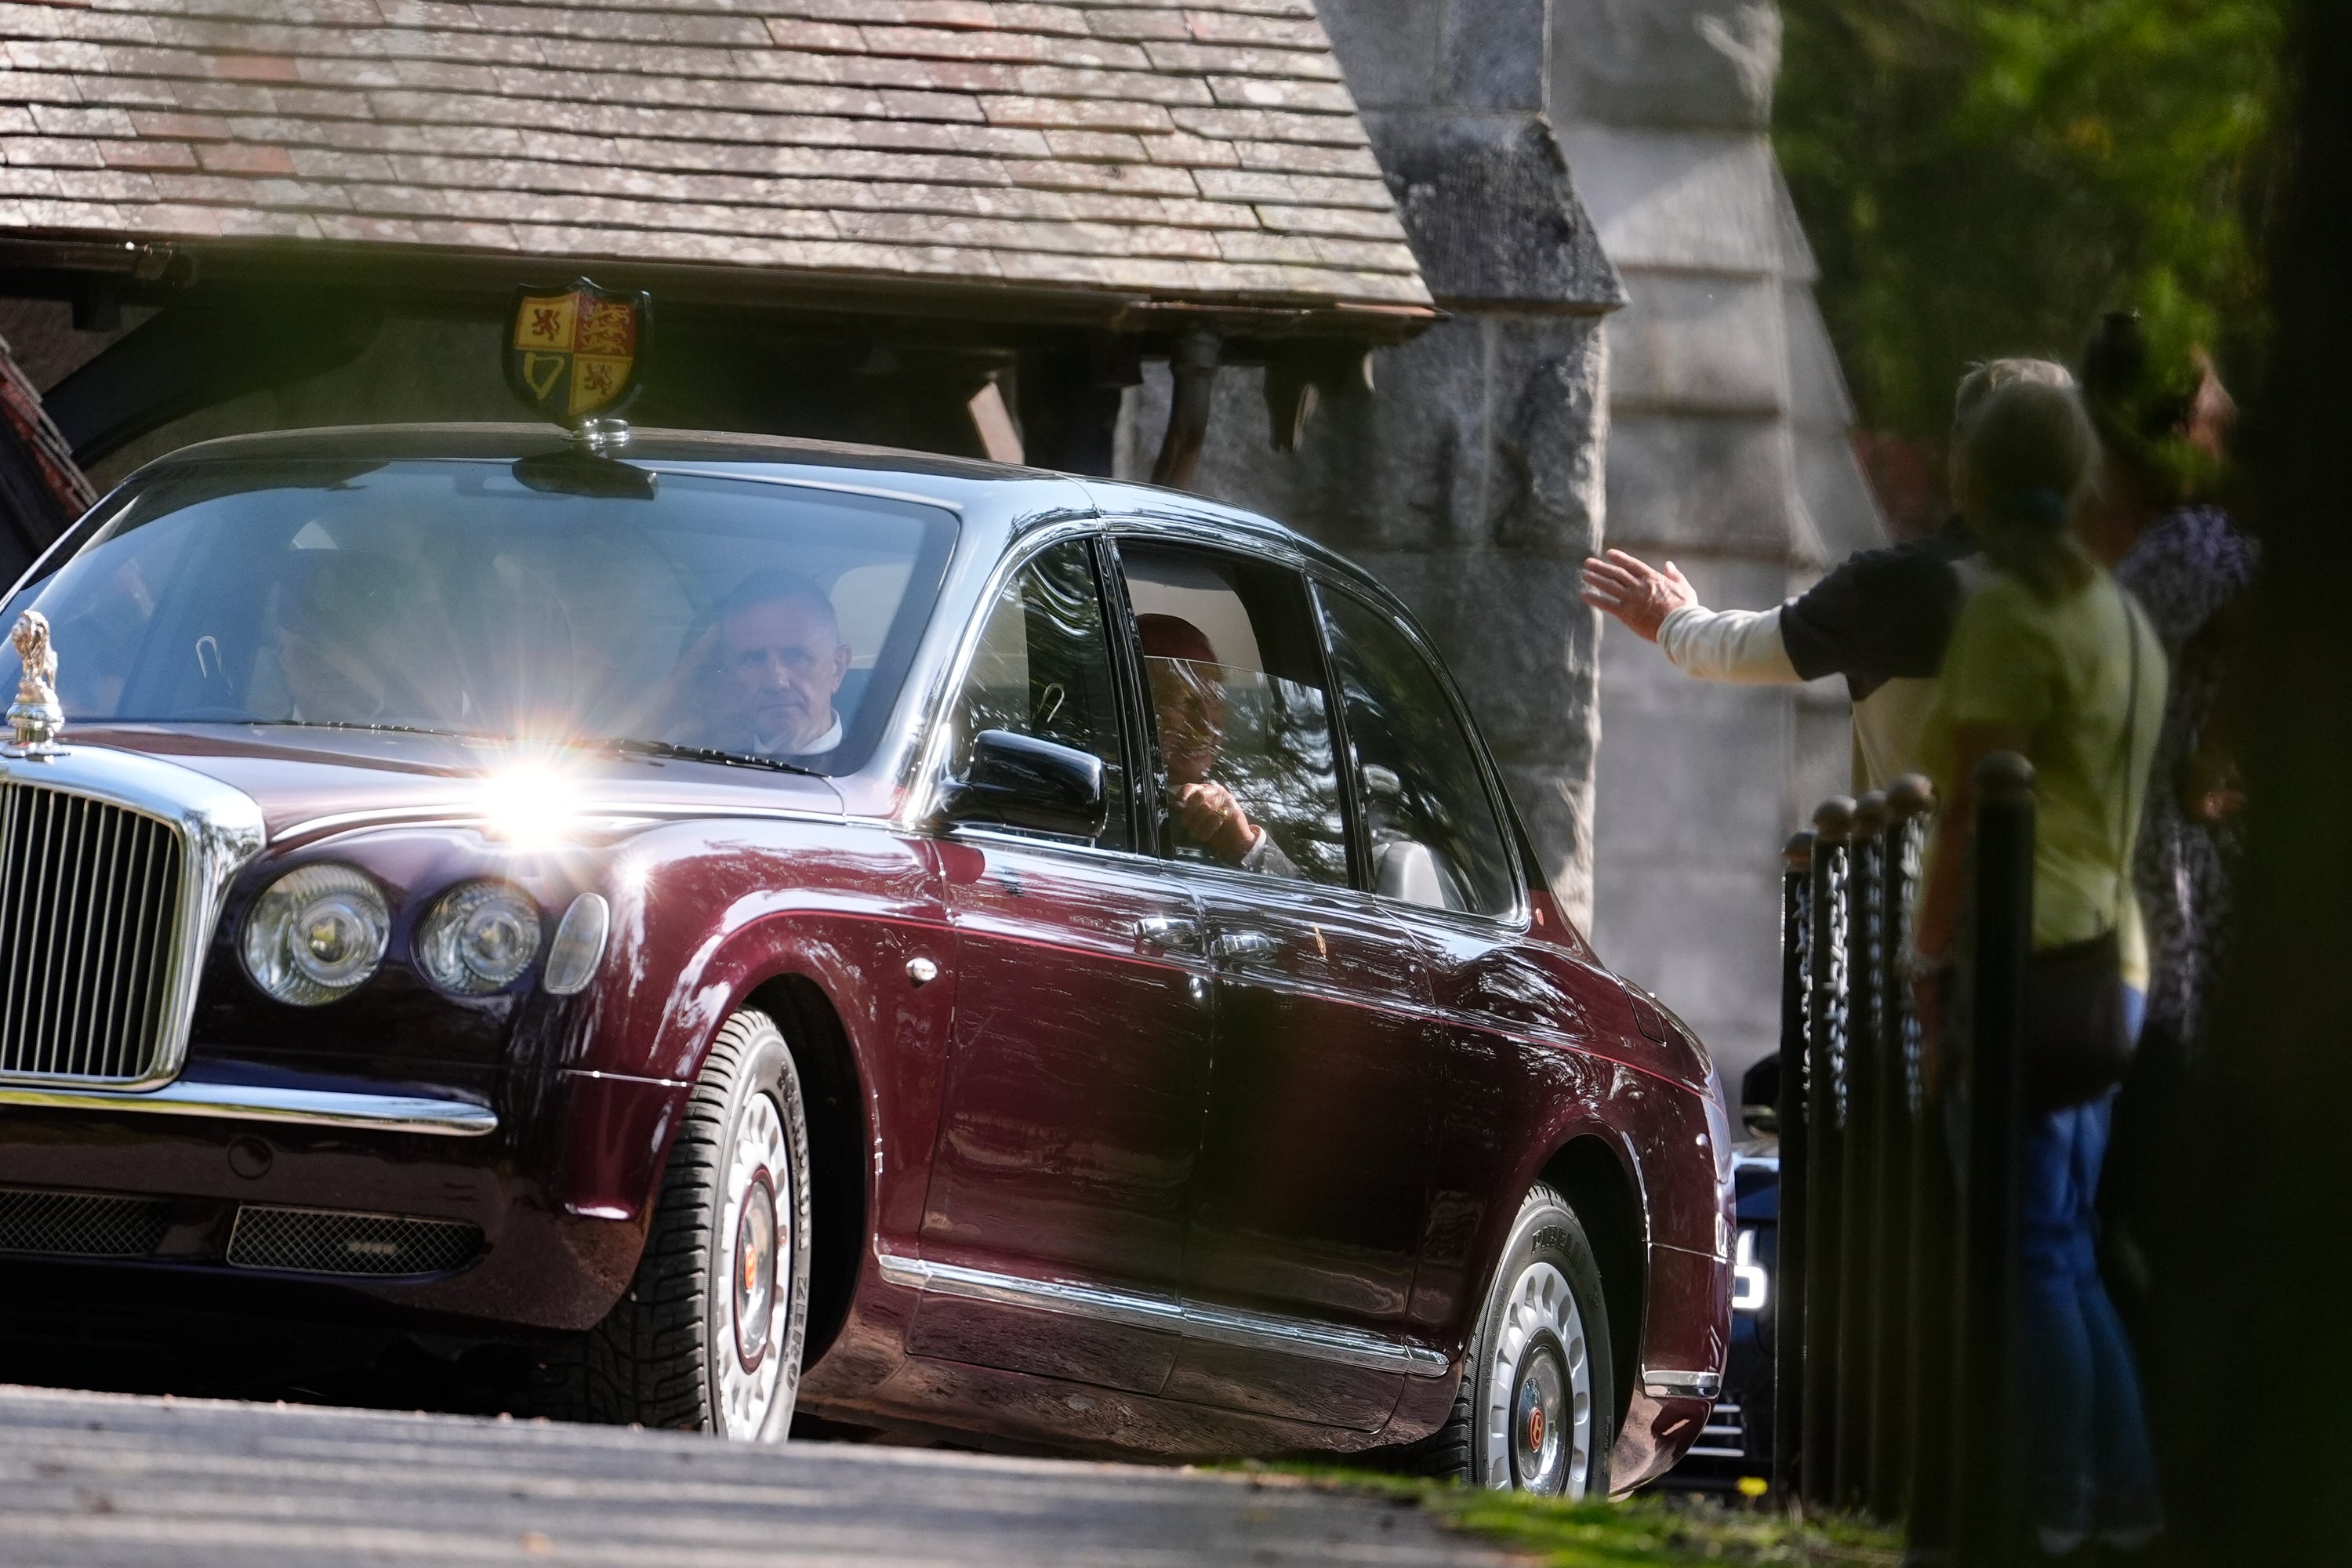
left=605, top=738, right=825, bottom=779
left=243, top=720, right=495, bottom=741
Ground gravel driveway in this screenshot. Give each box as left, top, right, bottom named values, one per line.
left=0, top=1385, right=1514, bottom=1567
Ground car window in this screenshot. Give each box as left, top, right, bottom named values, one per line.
left=1116, top=542, right=1348, bottom=886
left=1319, top=586, right=1518, bottom=917
left=0, top=459, right=956, bottom=775
left=949, top=537, right=1131, bottom=851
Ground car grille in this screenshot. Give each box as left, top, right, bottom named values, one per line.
left=225, top=1206, right=483, bottom=1277
left=0, top=1187, right=171, bottom=1258
left=1687, top=1399, right=1750, bottom=1461
left=0, top=781, right=184, bottom=1084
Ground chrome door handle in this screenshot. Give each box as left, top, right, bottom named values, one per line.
left=1135, top=915, right=1201, bottom=953
left=1212, top=930, right=1278, bottom=964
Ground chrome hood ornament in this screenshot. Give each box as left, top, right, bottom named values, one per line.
left=6, top=610, right=64, bottom=758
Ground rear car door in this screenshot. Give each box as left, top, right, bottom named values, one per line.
left=1311, top=582, right=1555, bottom=1344
left=916, top=534, right=1214, bottom=1395
left=1113, top=538, right=1446, bottom=1430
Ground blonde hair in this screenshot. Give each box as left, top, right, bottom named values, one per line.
left=1958, top=378, right=2100, bottom=601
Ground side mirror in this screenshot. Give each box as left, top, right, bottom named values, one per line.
left=939, top=729, right=1108, bottom=840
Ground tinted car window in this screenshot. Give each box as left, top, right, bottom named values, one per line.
left=949, top=538, right=1131, bottom=851
left=1118, top=543, right=1348, bottom=885
left=1319, top=586, right=1517, bottom=917
left=0, top=459, right=956, bottom=775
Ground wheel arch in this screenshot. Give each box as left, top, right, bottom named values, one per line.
left=739, top=970, right=870, bottom=1367
left=1537, top=1134, right=1646, bottom=1432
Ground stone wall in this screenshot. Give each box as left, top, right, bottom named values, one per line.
left=1555, top=0, right=1883, bottom=1087
left=1123, top=0, right=1622, bottom=927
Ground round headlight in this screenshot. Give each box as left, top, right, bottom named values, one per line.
left=242, top=863, right=391, bottom=1006
left=416, top=880, right=543, bottom=995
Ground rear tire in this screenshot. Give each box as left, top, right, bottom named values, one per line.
left=536, top=1007, right=811, bottom=1439
left=1421, top=1183, right=1614, bottom=1496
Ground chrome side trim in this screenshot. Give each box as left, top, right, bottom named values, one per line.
left=876, top=1250, right=1451, bottom=1377
left=0, top=746, right=266, bottom=1091
left=1641, top=1368, right=1723, bottom=1399
left=0, top=1078, right=498, bottom=1136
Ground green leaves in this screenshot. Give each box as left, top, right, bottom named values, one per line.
left=1778, top=0, right=2285, bottom=441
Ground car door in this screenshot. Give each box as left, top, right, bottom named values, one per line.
left=1309, top=582, right=1563, bottom=1333
left=916, top=534, right=1215, bottom=1396
left=1113, top=538, right=1445, bottom=1430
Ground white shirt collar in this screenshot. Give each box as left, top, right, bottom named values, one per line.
left=757, top=711, right=843, bottom=757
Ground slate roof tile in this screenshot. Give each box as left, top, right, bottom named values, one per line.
left=2, top=1, right=1428, bottom=313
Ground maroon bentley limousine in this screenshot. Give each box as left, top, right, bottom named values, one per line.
left=0, top=424, right=1730, bottom=1495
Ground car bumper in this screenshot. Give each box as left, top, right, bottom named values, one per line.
left=0, top=1058, right=683, bottom=1334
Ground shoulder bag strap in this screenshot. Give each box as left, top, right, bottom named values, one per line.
left=2110, top=586, right=2147, bottom=930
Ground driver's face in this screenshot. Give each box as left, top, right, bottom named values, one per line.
left=1146, top=656, right=1225, bottom=787
left=717, top=598, right=850, bottom=750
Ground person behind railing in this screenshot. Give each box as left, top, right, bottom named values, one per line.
left=2076, top=313, right=2261, bottom=1324
left=1577, top=358, right=2071, bottom=792
left=1910, top=376, right=2169, bottom=1559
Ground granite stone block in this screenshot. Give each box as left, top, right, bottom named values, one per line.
left=1607, top=270, right=1786, bottom=415
left=1361, top=111, right=1622, bottom=308
left=1555, top=124, right=1784, bottom=275
left=1312, top=0, right=1439, bottom=113
left=1603, top=408, right=1795, bottom=554
left=1550, top=0, right=1778, bottom=132
left=1438, top=0, right=1546, bottom=111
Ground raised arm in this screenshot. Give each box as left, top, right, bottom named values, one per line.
left=1581, top=549, right=1801, bottom=684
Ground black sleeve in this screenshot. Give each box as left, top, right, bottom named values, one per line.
left=1778, top=526, right=1973, bottom=695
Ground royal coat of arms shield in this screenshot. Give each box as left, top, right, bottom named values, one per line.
left=505, top=281, right=650, bottom=426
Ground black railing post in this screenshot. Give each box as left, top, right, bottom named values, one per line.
left=1903, top=782, right=1959, bottom=1559
left=1773, top=829, right=1814, bottom=1508
left=1869, top=775, right=1933, bottom=1520
left=1951, top=753, right=2034, bottom=1565
left=1833, top=791, right=1887, bottom=1508
left=1802, top=797, right=1853, bottom=1507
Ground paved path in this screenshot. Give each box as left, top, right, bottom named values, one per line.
left=0, top=1385, right=1514, bottom=1567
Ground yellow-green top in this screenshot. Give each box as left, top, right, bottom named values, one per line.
left=1923, top=568, right=2168, bottom=987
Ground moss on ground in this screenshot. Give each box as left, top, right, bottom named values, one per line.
left=1229, top=1465, right=1900, bottom=1566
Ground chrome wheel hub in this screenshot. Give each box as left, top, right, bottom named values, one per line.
left=1483, top=1260, right=1592, bottom=1495
left=715, top=1091, right=791, bottom=1439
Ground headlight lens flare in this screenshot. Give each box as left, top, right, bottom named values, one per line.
left=417, top=880, right=544, bottom=995
left=242, top=863, right=391, bottom=1006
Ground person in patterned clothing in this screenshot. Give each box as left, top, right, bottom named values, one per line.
left=2080, top=312, right=2259, bottom=1337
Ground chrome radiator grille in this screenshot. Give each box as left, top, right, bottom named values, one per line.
left=0, top=781, right=185, bottom=1083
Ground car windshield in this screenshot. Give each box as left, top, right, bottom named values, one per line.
left=0, top=456, right=958, bottom=776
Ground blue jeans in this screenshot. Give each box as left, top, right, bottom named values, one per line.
left=2019, top=987, right=2161, bottom=1541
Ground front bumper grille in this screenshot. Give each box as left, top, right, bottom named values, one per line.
left=226, top=1206, right=483, bottom=1277
left=0, top=1187, right=170, bottom=1258
left=0, top=781, right=183, bottom=1084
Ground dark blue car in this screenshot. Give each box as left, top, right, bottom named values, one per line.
left=1665, top=1063, right=1779, bottom=1493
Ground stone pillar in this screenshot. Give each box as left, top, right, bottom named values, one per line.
left=1553, top=0, right=1884, bottom=1083
left=1123, top=0, right=1622, bottom=927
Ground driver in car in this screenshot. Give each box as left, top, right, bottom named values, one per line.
left=677, top=568, right=854, bottom=760
left=1137, top=613, right=1300, bottom=880
left=277, top=553, right=430, bottom=725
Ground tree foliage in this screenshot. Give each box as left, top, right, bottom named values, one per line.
left=1777, top=0, right=2286, bottom=441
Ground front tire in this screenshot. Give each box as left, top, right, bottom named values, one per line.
left=539, top=1007, right=812, bottom=1439
left=1426, top=1183, right=1615, bottom=1496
